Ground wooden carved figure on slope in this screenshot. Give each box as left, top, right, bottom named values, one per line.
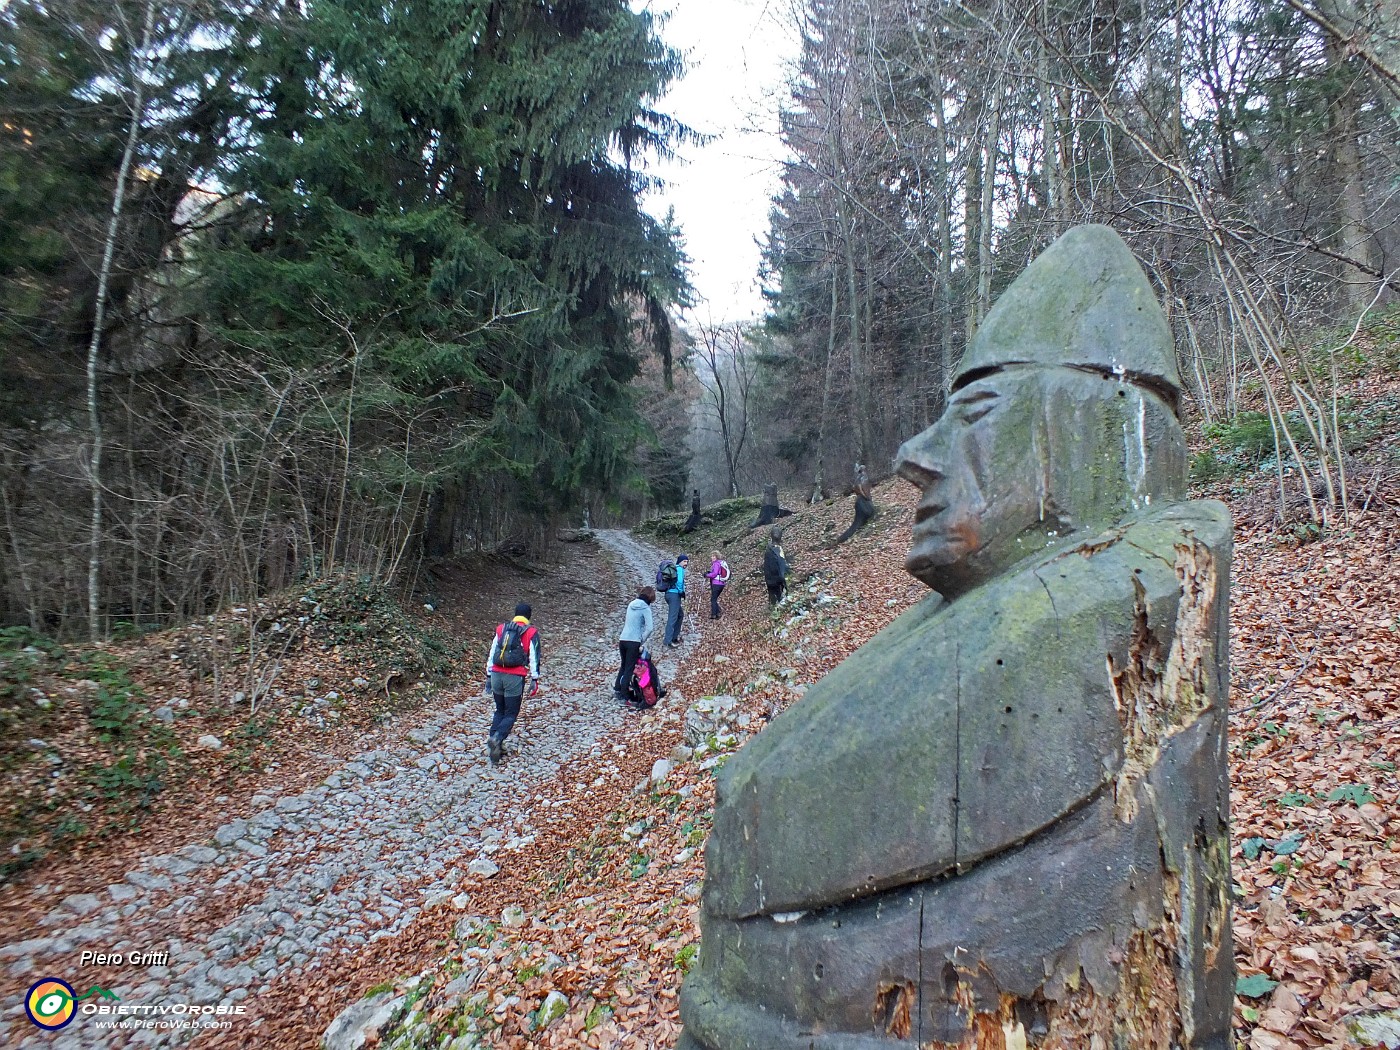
left=679, top=225, right=1234, bottom=1050
left=836, top=462, right=876, bottom=544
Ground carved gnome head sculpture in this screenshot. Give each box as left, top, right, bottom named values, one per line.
left=896, top=225, right=1189, bottom=599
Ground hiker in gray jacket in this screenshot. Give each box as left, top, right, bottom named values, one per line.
left=614, top=585, right=656, bottom=705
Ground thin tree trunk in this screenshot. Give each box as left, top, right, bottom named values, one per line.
left=1325, top=27, right=1379, bottom=311
left=1038, top=0, right=1063, bottom=226
left=931, top=77, right=954, bottom=401
left=964, top=86, right=984, bottom=345
left=811, top=237, right=841, bottom=504
left=838, top=193, right=870, bottom=463
left=975, top=95, right=1000, bottom=327
left=1, top=466, right=39, bottom=629
left=87, top=0, right=157, bottom=642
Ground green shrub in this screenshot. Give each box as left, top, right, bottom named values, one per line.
left=1202, top=411, right=1277, bottom=460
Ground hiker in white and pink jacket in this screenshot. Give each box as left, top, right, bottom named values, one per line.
left=704, top=551, right=730, bottom=620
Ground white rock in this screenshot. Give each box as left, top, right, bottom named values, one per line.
left=501, top=905, right=527, bottom=928
left=454, top=915, right=489, bottom=940
left=537, top=990, right=569, bottom=1026
left=61, top=894, right=103, bottom=916
left=441, top=967, right=481, bottom=998
left=196, top=735, right=223, bottom=751
left=467, top=857, right=499, bottom=878
left=1350, top=1010, right=1400, bottom=1048
left=322, top=991, right=406, bottom=1050
left=650, top=759, right=673, bottom=785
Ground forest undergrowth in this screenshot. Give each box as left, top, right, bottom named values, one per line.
left=273, top=367, right=1398, bottom=1050
left=2, top=369, right=1399, bottom=1048
left=310, top=364, right=1400, bottom=1050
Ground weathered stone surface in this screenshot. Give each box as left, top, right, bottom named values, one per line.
left=536, top=989, right=568, bottom=1027
left=681, top=225, right=1234, bottom=1049
left=61, top=893, right=104, bottom=916
left=126, top=871, right=173, bottom=892
left=213, top=819, right=247, bottom=846
left=683, top=695, right=737, bottom=747
left=454, top=916, right=490, bottom=940
left=322, top=991, right=407, bottom=1050
left=954, top=222, right=1182, bottom=396
left=467, top=857, right=499, bottom=878
left=1349, top=1010, right=1400, bottom=1048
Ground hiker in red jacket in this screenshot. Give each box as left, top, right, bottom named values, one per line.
left=484, top=602, right=541, bottom=765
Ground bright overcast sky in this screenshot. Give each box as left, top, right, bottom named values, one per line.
left=636, top=0, right=798, bottom=323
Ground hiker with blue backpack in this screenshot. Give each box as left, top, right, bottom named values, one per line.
left=658, top=553, right=688, bottom=646
left=484, top=602, right=541, bottom=766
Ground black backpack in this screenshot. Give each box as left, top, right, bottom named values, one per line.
left=763, top=547, right=788, bottom=586
left=498, top=622, right=529, bottom=668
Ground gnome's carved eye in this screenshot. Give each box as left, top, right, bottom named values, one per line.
left=952, top=392, right=996, bottom=428
left=952, top=389, right=999, bottom=425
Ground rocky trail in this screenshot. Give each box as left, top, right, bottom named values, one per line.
left=8, top=467, right=1398, bottom=1050
left=2, top=529, right=689, bottom=1047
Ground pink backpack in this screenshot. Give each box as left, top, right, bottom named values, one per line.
left=631, top=656, right=661, bottom=707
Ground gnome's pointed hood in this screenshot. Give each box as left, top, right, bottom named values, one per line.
left=954, top=225, right=1182, bottom=404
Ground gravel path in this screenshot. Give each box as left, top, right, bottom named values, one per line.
left=4, top=530, right=685, bottom=1047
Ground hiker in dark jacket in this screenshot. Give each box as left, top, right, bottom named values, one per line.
left=484, top=602, right=541, bottom=765
left=762, top=542, right=789, bottom=605
left=615, top=585, right=655, bottom=705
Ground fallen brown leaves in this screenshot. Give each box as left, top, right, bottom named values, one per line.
left=339, top=475, right=1399, bottom=1050
left=8, top=456, right=1397, bottom=1050
left=1227, top=505, right=1400, bottom=1049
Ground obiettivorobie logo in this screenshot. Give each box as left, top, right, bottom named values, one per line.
left=25, top=978, right=119, bottom=1030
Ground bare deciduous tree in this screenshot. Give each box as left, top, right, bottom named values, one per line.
left=690, top=320, right=759, bottom=498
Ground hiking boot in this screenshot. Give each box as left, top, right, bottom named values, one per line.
left=487, top=735, right=502, bottom=765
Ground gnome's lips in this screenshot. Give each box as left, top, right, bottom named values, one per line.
left=909, top=514, right=979, bottom=566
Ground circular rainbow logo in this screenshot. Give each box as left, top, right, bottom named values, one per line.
left=25, top=978, right=76, bottom=1030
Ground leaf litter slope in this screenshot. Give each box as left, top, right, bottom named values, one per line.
left=0, top=529, right=686, bottom=1047
left=270, top=475, right=1396, bottom=1050
left=3, top=480, right=1393, bottom=1049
